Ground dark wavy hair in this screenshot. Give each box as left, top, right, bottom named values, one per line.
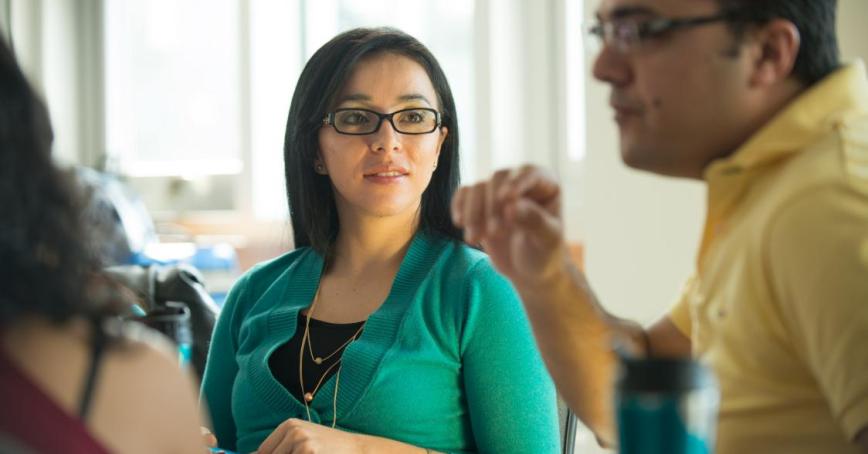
left=0, top=38, right=102, bottom=329
left=284, top=27, right=462, bottom=256
left=720, top=0, right=840, bottom=85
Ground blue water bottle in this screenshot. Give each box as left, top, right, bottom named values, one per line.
left=616, top=357, right=719, bottom=454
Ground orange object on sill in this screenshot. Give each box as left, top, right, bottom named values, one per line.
left=568, top=241, right=585, bottom=272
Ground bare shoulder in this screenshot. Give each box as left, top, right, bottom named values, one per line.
left=103, top=321, right=188, bottom=376
left=88, top=322, right=204, bottom=453
left=1, top=318, right=204, bottom=453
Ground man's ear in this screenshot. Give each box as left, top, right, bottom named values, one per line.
left=748, top=18, right=801, bottom=87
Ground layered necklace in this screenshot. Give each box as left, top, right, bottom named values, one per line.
left=298, top=286, right=366, bottom=427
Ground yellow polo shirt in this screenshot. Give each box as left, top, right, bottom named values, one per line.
left=669, top=62, right=868, bottom=454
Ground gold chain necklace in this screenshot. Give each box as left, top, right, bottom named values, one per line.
left=306, top=303, right=365, bottom=365
left=297, top=286, right=365, bottom=427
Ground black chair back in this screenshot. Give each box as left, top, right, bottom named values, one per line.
left=105, top=264, right=219, bottom=381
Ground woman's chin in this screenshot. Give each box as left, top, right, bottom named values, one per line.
left=353, top=201, right=421, bottom=220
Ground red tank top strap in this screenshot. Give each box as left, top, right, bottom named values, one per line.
left=0, top=345, right=111, bottom=453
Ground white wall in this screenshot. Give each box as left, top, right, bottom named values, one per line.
left=473, top=0, right=564, bottom=176
left=838, top=0, right=868, bottom=64
left=572, top=0, right=704, bottom=326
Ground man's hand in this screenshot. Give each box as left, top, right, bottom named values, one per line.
left=256, top=418, right=363, bottom=454
left=452, top=165, right=568, bottom=290
left=452, top=164, right=660, bottom=444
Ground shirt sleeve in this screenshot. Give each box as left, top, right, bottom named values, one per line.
left=459, top=259, right=560, bottom=454
left=767, top=183, right=868, bottom=441
left=200, top=272, right=250, bottom=452
left=668, top=277, right=695, bottom=339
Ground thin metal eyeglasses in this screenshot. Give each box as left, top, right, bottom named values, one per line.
left=322, top=107, right=442, bottom=135
left=588, top=11, right=740, bottom=53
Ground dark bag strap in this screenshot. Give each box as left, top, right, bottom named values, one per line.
left=78, top=317, right=108, bottom=420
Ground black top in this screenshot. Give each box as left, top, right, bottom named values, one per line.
left=269, top=313, right=365, bottom=404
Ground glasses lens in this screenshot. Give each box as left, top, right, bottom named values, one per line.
left=611, top=22, right=641, bottom=51
left=334, top=109, right=378, bottom=134
left=393, top=109, right=438, bottom=134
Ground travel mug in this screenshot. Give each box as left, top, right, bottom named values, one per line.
left=616, top=356, right=719, bottom=454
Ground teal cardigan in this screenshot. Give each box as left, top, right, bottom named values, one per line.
left=201, top=233, right=559, bottom=453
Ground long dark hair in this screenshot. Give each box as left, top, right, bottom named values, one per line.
left=284, top=27, right=462, bottom=256
left=0, top=38, right=103, bottom=329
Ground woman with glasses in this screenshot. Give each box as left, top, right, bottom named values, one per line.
left=201, top=27, right=559, bottom=454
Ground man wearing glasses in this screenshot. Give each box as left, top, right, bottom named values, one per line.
left=452, top=0, right=868, bottom=452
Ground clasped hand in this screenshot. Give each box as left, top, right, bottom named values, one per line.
left=451, top=165, right=568, bottom=289
left=255, top=418, right=363, bottom=454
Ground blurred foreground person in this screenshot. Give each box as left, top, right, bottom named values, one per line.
left=0, top=37, right=204, bottom=454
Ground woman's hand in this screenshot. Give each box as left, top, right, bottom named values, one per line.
left=255, top=418, right=363, bottom=454
left=201, top=426, right=218, bottom=448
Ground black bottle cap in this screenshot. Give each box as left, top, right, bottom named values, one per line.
left=617, top=357, right=715, bottom=393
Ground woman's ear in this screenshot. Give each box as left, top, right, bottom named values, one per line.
left=436, top=126, right=448, bottom=158
left=313, top=155, right=328, bottom=175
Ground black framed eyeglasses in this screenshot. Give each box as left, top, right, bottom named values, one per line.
left=322, top=107, right=442, bottom=135
left=589, top=11, right=739, bottom=53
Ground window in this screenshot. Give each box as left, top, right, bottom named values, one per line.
left=105, top=0, right=244, bottom=213
left=103, top=0, right=475, bottom=220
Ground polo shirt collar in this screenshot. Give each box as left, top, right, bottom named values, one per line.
left=705, top=61, right=868, bottom=179
left=696, top=61, right=868, bottom=267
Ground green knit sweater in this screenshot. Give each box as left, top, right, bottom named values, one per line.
left=201, top=233, right=559, bottom=453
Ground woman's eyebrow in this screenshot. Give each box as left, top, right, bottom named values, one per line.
left=397, top=94, right=433, bottom=106
left=336, top=93, right=434, bottom=107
